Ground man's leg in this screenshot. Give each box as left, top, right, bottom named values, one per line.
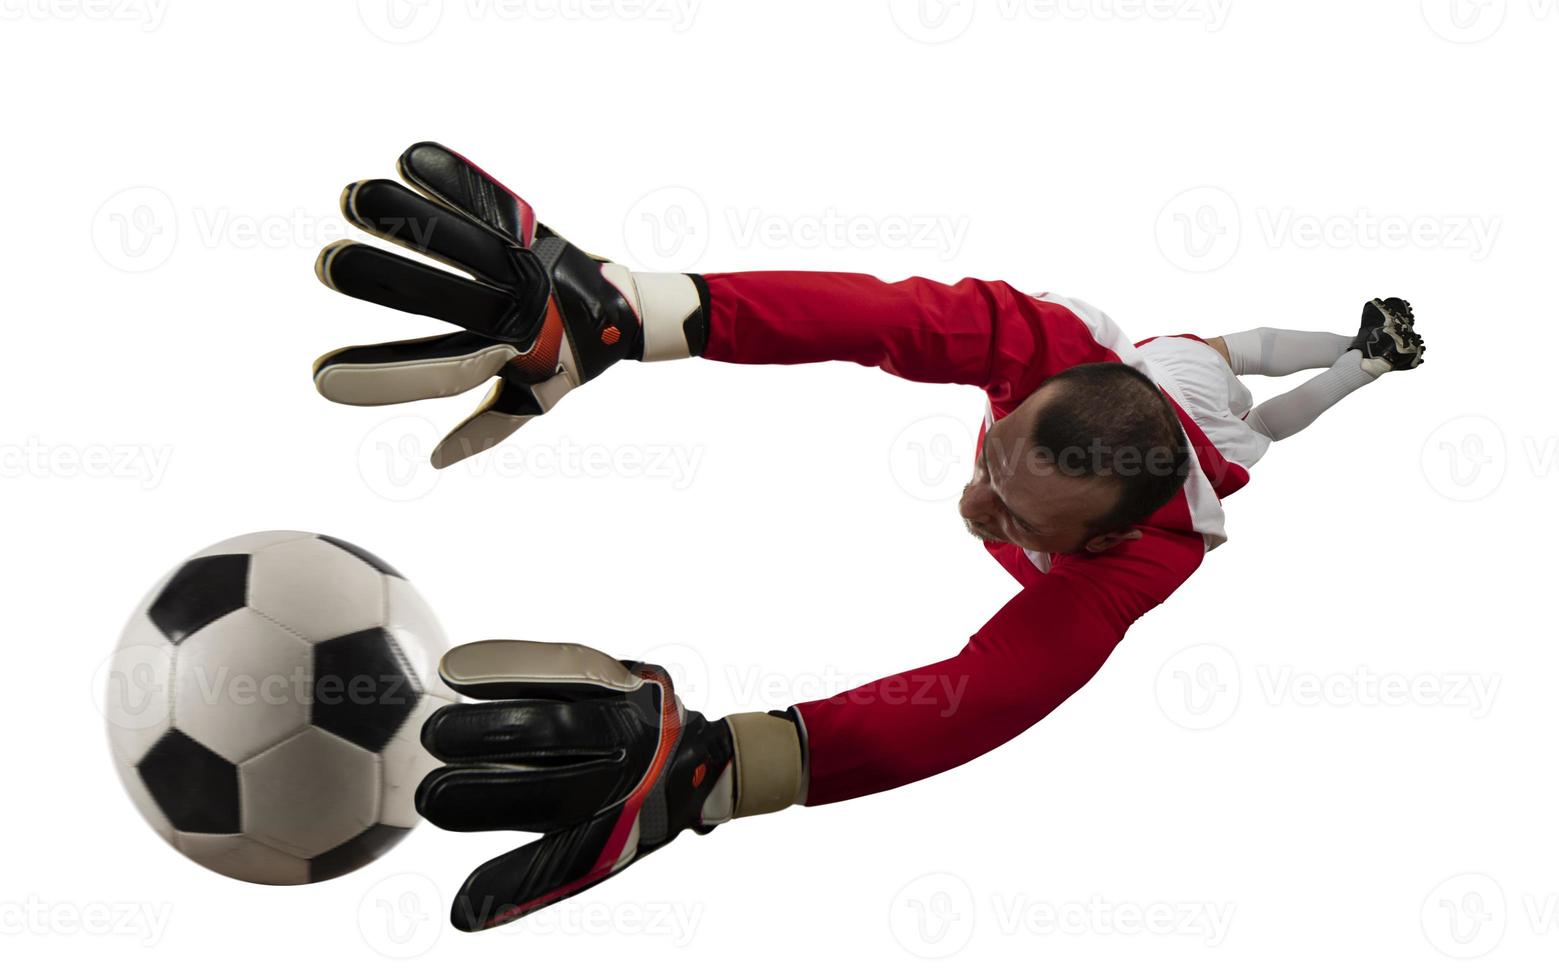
left=1240, top=350, right=1378, bottom=440
left=1208, top=328, right=1351, bottom=376
left=1209, top=299, right=1425, bottom=442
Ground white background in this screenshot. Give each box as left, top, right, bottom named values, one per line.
left=2, top=0, right=1553, bottom=974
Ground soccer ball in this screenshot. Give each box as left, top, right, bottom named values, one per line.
left=104, top=530, right=457, bottom=885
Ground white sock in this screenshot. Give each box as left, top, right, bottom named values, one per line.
left=1222, top=327, right=1352, bottom=377
left=1245, top=350, right=1376, bottom=441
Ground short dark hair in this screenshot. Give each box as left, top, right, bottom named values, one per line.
left=1027, top=361, right=1192, bottom=535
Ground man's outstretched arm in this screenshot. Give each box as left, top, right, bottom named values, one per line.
left=413, top=525, right=1203, bottom=930
left=697, top=270, right=1105, bottom=395
left=793, top=524, right=1205, bottom=804
left=309, top=143, right=1128, bottom=463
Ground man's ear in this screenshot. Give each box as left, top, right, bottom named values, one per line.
left=1083, top=528, right=1142, bottom=554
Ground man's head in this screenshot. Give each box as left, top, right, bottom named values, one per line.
left=959, top=361, right=1191, bottom=555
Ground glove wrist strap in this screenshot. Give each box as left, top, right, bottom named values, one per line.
left=626, top=271, right=708, bottom=360
left=726, top=710, right=807, bottom=818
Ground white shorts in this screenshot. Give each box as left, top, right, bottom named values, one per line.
left=1137, top=335, right=1271, bottom=470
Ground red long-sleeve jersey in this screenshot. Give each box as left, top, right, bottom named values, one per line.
left=700, top=272, right=1248, bottom=806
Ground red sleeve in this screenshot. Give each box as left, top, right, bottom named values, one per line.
left=793, top=526, right=1205, bottom=806
left=699, top=272, right=1118, bottom=406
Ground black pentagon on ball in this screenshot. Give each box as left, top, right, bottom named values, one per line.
left=147, top=553, right=250, bottom=644
left=137, top=729, right=242, bottom=834
left=312, top=627, right=424, bottom=752
left=317, top=535, right=403, bottom=579
left=309, top=824, right=412, bottom=882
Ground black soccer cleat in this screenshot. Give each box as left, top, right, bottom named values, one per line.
left=1350, top=297, right=1425, bottom=376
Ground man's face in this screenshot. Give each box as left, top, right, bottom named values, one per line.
left=957, top=385, right=1136, bottom=555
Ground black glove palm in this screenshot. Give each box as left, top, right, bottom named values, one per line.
left=416, top=640, right=735, bottom=932
left=313, top=143, right=707, bottom=467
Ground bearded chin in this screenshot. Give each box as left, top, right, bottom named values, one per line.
left=963, top=519, right=1001, bottom=544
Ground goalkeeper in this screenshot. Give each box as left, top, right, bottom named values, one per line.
left=311, top=143, right=1426, bottom=931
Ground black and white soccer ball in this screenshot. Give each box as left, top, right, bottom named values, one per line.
left=104, top=530, right=457, bottom=885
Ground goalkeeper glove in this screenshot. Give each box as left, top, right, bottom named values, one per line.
left=416, top=640, right=807, bottom=931
left=312, top=142, right=708, bottom=468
